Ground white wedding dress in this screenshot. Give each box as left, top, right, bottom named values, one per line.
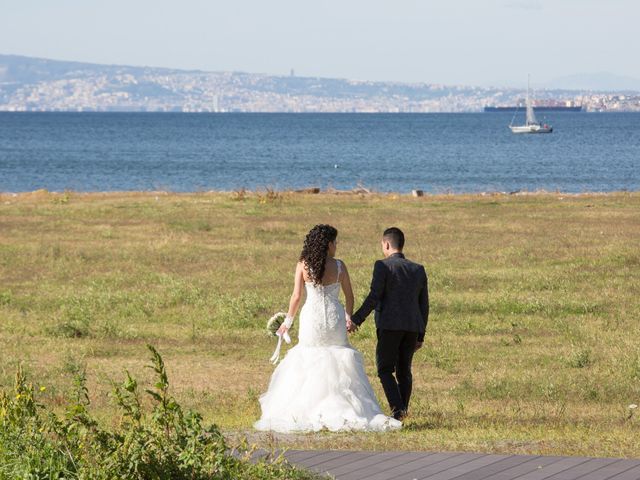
left=254, top=261, right=402, bottom=433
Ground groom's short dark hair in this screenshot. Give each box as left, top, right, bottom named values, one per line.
left=383, top=227, right=405, bottom=250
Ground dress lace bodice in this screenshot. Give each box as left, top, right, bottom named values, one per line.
left=298, top=261, right=349, bottom=347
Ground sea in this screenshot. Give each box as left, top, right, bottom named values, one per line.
left=0, top=112, right=638, bottom=193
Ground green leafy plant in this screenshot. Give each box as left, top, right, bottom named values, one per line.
left=0, top=346, right=318, bottom=479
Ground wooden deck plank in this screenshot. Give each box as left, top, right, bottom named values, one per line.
left=391, top=453, right=487, bottom=480
left=606, top=464, right=640, bottom=480
left=279, top=450, right=640, bottom=480
left=342, top=452, right=438, bottom=480
left=565, top=460, right=640, bottom=480
left=323, top=451, right=421, bottom=477
left=415, top=454, right=511, bottom=480
left=300, top=450, right=360, bottom=470
left=541, top=458, right=622, bottom=480
left=506, top=457, right=594, bottom=480
left=441, top=455, right=540, bottom=480
left=283, top=449, right=329, bottom=463
left=363, top=452, right=464, bottom=480
left=334, top=452, right=420, bottom=480
left=301, top=451, right=378, bottom=471
left=471, top=456, right=565, bottom=480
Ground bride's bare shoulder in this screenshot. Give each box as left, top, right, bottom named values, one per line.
left=298, top=261, right=311, bottom=282
left=335, top=258, right=348, bottom=269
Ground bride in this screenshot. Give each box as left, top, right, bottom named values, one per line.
left=254, top=224, right=401, bottom=433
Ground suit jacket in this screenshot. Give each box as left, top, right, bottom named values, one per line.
left=352, top=252, right=429, bottom=342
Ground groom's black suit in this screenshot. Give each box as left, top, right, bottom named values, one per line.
left=351, top=252, right=429, bottom=417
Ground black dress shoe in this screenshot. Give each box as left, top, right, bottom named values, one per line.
left=393, top=409, right=407, bottom=421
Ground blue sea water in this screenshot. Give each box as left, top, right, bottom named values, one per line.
left=0, top=112, right=638, bottom=193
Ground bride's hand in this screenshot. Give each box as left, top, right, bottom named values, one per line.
left=277, top=324, right=289, bottom=336
left=277, top=314, right=294, bottom=336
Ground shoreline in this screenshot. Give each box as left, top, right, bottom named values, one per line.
left=4, top=110, right=640, bottom=114
left=1, top=188, right=639, bottom=200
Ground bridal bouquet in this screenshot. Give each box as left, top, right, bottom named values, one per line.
left=266, top=312, right=292, bottom=364
left=266, top=312, right=287, bottom=336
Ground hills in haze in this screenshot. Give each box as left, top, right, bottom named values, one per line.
left=548, top=72, right=640, bottom=92
left=1, top=54, right=639, bottom=112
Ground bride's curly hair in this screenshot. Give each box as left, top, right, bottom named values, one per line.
left=300, top=224, right=338, bottom=285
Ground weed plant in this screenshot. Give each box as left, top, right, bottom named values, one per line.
left=0, top=345, right=318, bottom=479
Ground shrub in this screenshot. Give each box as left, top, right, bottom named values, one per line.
left=0, top=345, right=318, bottom=479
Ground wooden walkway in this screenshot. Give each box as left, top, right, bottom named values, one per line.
left=272, top=450, right=640, bottom=480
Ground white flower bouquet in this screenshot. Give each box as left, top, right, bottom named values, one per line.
left=266, top=312, right=293, bottom=364
left=266, top=312, right=288, bottom=336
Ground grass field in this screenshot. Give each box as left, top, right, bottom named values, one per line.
left=1, top=189, right=639, bottom=458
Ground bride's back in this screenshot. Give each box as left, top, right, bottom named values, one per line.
left=302, top=258, right=341, bottom=286
left=299, top=258, right=348, bottom=347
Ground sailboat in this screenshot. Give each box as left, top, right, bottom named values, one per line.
left=509, top=76, right=553, bottom=134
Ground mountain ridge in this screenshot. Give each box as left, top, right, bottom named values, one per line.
left=547, top=72, right=640, bottom=92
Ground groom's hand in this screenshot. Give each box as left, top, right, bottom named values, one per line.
left=414, top=341, right=423, bottom=352
left=346, top=319, right=358, bottom=333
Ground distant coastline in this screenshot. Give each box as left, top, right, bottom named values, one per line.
left=6, top=110, right=640, bottom=115
left=2, top=54, right=640, bottom=113
left=484, top=105, right=583, bottom=113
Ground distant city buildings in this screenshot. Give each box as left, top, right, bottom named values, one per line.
left=1, top=55, right=639, bottom=113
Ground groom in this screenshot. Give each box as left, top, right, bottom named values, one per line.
left=348, top=227, right=429, bottom=421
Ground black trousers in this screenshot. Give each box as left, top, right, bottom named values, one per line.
left=376, top=329, right=419, bottom=415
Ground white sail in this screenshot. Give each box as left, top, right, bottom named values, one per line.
left=525, top=96, right=537, bottom=125
left=525, top=75, right=537, bottom=125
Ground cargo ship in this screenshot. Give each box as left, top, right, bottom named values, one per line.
left=485, top=105, right=583, bottom=112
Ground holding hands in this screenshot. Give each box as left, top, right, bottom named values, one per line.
left=346, top=314, right=358, bottom=334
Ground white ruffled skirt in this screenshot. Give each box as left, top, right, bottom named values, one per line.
left=254, top=344, right=402, bottom=433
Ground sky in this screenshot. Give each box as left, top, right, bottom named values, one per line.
left=1, top=0, right=638, bottom=88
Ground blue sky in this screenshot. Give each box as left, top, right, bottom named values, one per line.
left=1, top=0, right=637, bottom=87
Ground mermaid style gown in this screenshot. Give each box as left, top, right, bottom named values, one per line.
left=254, top=261, right=401, bottom=432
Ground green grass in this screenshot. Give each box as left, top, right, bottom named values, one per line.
left=1, top=189, right=639, bottom=458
